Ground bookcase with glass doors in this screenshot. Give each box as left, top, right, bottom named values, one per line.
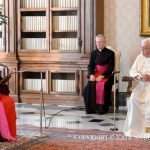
left=0, top=0, right=5, bottom=51
left=2, top=0, right=104, bottom=105
left=0, top=0, right=18, bottom=97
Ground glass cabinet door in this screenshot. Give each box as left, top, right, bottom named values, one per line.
left=51, top=72, right=77, bottom=93
left=22, top=72, right=47, bottom=92
left=50, top=0, right=80, bottom=52
left=0, top=0, right=6, bottom=51
left=18, top=0, right=48, bottom=52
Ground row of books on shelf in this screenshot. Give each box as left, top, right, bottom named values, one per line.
left=23, top=79, right=47, bottom=91
left=22, top=38, right=46, bottom=50
left=52, top=15, right=78, bottom=31
left=52, top=0, right=79, bottom=8
left=23, top=79, right=76, bottom=92
left=52, top=38, right=78, bottom=51
left=52, top=79, right=76, bottom=92
left=0, top=38, right=3, bottom=49
left=0, top=24, right=4, bottom=31
left=20, top=0, right=78, bottom=9
left=22, top=16, right=46, bottom=31
left=21, top=0, right=47, bottom=9
left=0, top=0, right=3, bottom=6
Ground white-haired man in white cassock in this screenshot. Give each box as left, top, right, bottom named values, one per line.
left=123, top=38, right=150, bottom=139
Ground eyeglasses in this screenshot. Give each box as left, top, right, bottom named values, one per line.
left=141, top=47, right=150, bottom=50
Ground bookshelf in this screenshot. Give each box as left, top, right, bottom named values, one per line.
left=51, top=72, right=77, bottom=93
left=18, top=0, right=48, bottom=52
left=22, top=71, right=47, bottom=92
left=0, top=0, right=104, bottom=105
left=50, top=0, right=79, bottom=52
left=0, top=0, right=4, bottom=51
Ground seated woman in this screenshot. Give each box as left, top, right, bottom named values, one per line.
left=123, top=38, right=150, bottom=139
left=0, top=75, right=16, bottom=141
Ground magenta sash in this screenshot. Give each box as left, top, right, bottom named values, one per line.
left=0, top=101, right=15, bottom=141
left=95, top=65, right=109, bottom=105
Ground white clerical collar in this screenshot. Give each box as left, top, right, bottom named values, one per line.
left=98, top=47, right=105, bottom=52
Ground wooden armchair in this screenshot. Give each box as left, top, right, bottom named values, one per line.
left=122, top=76, right=134, bottom=109
left=106, top=46, right=121, bottom=110
left=122, top=76, right=134, bottom=97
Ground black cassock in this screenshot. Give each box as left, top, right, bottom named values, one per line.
left=83, top=47, right=115, bottom=114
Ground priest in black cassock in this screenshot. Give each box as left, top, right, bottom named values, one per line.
left=83, top=34, right=115, bottom=114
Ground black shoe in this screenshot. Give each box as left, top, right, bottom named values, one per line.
left=86, top=111, right=95, bottom=114
left=97, top=111, right=107, bottom=115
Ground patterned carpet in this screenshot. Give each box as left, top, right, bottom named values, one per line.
left=0, top=136, right=33, bottom=150
left=0, top=126, right=150, bottom=150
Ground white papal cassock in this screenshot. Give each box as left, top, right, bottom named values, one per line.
left=123, top=54, right=150, bottom=139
